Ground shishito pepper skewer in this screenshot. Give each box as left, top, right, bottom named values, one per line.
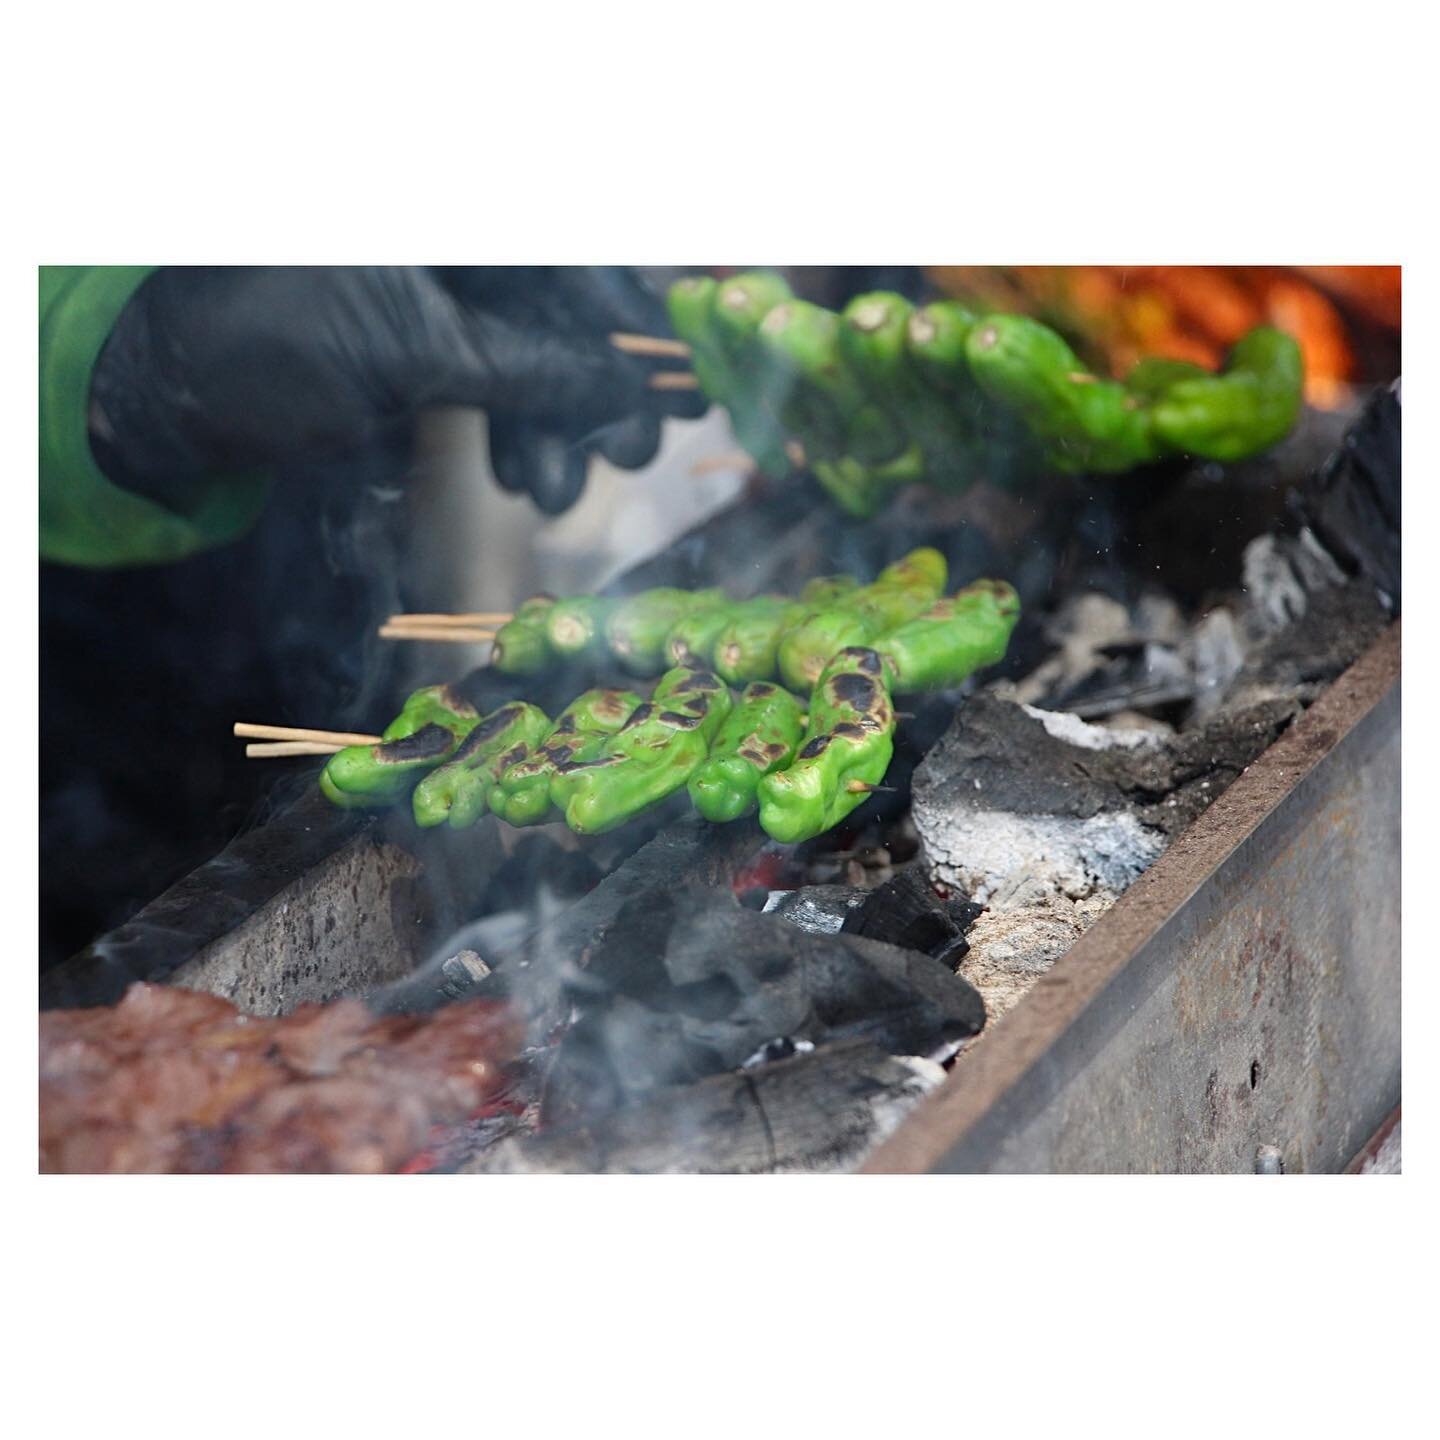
left=777, top=547, right=947, bottom=692
left=844, top=293, right=987, bottom=492
left=870, top=580, right=1020, bottom=692
left=1146, top=327, right=1303, bottom=462
left=604, top=587, right=725, bottom=676
left=711, top=272, right=796, bottom=479
left=545, top=596, right=619, bottom=661
left=687, top=681, right=806, bottom=824
left=319, top=683, right=483, bottom=808
left=489, top=688, right=642, bottom=827
left=757, top=647, right=897, bottom=844
left=490, top=595, right=558, bottom=675
left=665, top=596, right=744, bottom=669
left=411, top=702, right=551, bottom=830
left=555, top=668, right=733, bottom=835
left=320, top=724, right=463, bottom=810
left=964, top=315, right=1159, bottom=474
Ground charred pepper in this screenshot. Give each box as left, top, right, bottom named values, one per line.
left=687, top=681, right=806, bottom=824
left=411, top=701, right=550, bottom=830
left=488, top=688, right=641, bottom=827
left=320, top=724, right=461, bottom=810
left=757, top=647, right=896, bottom=844
left=556, top=668, right=733, bottom=835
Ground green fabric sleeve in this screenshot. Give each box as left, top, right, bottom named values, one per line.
left=39, top=266, right=272, bottom=567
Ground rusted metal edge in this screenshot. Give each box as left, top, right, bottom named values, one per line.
left=863, top=621, right=1401, bottom=1174
left=1343, top=1104, right=1401, bottom=1173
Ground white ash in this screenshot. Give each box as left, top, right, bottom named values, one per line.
left=1020, top=704, right=1163, bottom=752
left=924, top=807, right=1165, bottom=907
left=959, top=890, right=1113, bottom=1024
left=1241, top=529, right=1346, bottom=638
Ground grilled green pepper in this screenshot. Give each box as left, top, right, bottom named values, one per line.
left=669, top=274, right=791, bottom=479
left=777, top=547, right=946, bottom=692
left=846, top=294, right=977, bottom=458
left=711, top=272, right=795, bottom=477
left=1147, top=327, right=1303, bottom=462
left=556, top=669, right=733, bottom=835
left=688, top=681, right=806, bottom=824
left=491, top=595, right=557, bottom=675
left=411, top=701, right=550, bottom=830
left=545, top=596, right=619, bottom=661
left=605, top=587, right=724, bottom=676
left=757, top=647, right=896, bottom=844
left=757, top=299, right=905, bottom=466
left=872, top=579, right=1020, bottom=692
left=381, top=684, right=480, bottom=742
left=666, top=276, right=737, bottom=405
left=489, top=688, right=641, bottom=827
left=320, top=724, right=461, bottom=810
left=965, top=315, right=1158, bottom=473
left=1124, top=356, right=1210, bottom=401
left=711, top=595, right=805, bottom=685
left=664, top=595, right=737, bottom=668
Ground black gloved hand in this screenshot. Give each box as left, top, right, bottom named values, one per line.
left=90, top=266, right=704, bottom=516
left=438, top=267, right=701, bottom=513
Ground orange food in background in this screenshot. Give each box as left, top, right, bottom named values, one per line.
left=925, top=266, right=1400, bottom=410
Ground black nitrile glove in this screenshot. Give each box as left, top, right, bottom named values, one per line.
left=442, top=267, right=701, bottom=513
left=90, top=266, right=704, bottom=516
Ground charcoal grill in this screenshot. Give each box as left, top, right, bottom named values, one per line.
left=41, top=403, right=1400, bottom=1173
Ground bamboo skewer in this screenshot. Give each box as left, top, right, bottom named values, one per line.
left=383, top=611, right=512, bottom=627
left=234, top=722, right=383, bottom=747
left=610, top=332, right=692, bottom=359
left=246, top=741, right=348, bottom=758
left=648, top=371, right=701, bottom=391
left=377, top=624, right=498, bottom=643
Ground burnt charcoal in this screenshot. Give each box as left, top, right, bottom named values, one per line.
left=767, top=885, right=868, bottom=935
left=540, top=889, right=985, bottom=1125
left=468, top=1040, right=944, bottom=1174
left=1226, top=579, right=1389, bottom=708
left=367, top=815, right=763, bottom=1022
left=914, top=694, right=1298, bottom=904
left=1293, top=381, right=1400, bottom=612
left=841, top=865, right=980, bottom=965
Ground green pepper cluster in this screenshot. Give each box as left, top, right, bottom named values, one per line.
left=320, top=551, right=1021, bottom=843
left=665, top=272, right=1304, bottom=517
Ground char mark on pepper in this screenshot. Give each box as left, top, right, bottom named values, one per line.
left=377, top=724, right=454, bottom=763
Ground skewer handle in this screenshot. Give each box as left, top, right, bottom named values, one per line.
left=377, top=624, right=497, bottom=643
left=234, top=722, right=383, bottom=746
left=610, top=332, right=692, bottom=359
left=648, top=371, right=701, bottom=391
left=246, top=741, right=346, bottom=758
left=384, top=612, right=512, bottom=627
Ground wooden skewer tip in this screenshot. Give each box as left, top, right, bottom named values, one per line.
left=648, top=371, right=701, bottom=391
left=610, top=332, right=692, bottom=359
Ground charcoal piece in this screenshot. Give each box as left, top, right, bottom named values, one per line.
left=914, top=694, right=1299, bottom=904
left=841, top=864, right=980, bottom=966
left=540, top=890, right=985, bottom=1125
left=766, top=885, right=868, bottom=935
left=367, top=815, right=759, bottom=1022
left=1225, top=579, right=1389, bottom=708
left=467, top=1040, right=944, bottom=1174
left=1293, top=380, right=1400, bottom=612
